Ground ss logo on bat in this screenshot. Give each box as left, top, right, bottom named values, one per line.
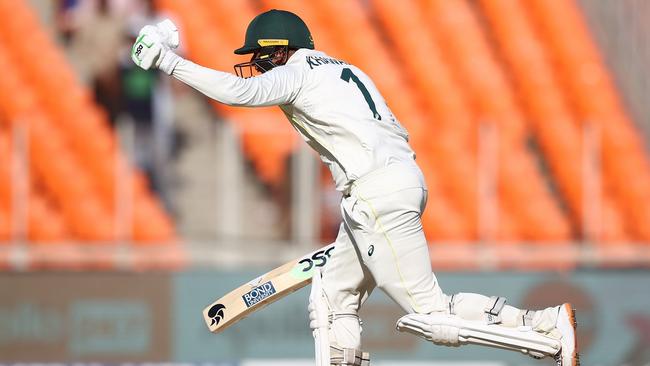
left=299, top=246, right=335, bottom=272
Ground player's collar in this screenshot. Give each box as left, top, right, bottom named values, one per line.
left=286, top=48, right=323, bottom=65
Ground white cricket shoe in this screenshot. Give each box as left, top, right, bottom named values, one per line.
left=554, top=303, right=579, bottom=365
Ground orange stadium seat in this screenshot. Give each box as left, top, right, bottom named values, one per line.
left=0, top=130, right=12, bottom=213
left=495, top=207, right=521, bottom=242
left=418, top=0, right=571, bottom=242
left=416, top=155, right=471, bottom=240
left=65, top=198, right=115, bottom=241
left=425, top=0, right=570, bottom=239
left=131, top=193, right=176, bottom=242
left=0, top=126, right=68, bottom=243
left=0, top=1, right=175, bottom=245
left=478, top=0, right=629, bottom=243
left=27, top=195, right=68, bottom=243
left=524, top=0, right=650, bottom=242
left=0, top=210, right=9, bottom=243
left=0, top=68, right=37, bottom=118
left=204, top=0, right=258, bottom=40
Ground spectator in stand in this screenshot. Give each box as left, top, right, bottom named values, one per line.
left=118, top=0, right=161, bottom=192
left=68, top=0, right=125, bottom=121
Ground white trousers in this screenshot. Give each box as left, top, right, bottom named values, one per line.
left=320, top=162, right=560, bottom=350
left=322, top=162, right=447, bottom=349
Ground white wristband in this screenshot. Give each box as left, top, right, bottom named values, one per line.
left=158, top=50, right=182, bottom=75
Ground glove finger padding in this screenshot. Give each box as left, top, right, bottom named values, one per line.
left=156, top=19, right=179, bottom=49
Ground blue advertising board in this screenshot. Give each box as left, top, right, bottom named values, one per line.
left=173, top=270, right=650, bottom=366
left=1, top=270, right=649, bottom=365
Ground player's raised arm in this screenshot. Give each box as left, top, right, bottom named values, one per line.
left=170, top=60, right=302, bottom=107
left=131, top=12, right=309, bottom=108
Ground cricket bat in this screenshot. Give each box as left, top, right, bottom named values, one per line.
left=202, top=242, right=336, bottom=333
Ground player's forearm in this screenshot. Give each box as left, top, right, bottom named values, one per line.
left=171, top=58, right=252, bottom=106
left=172, top=58, right=285, bottom=107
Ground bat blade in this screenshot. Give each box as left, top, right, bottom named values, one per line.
left=202, top=243, right=336, bottom=333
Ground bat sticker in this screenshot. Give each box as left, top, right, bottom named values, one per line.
left=207, top=303, right=226, bottom=326
left=290, top=246, right=335, bottom=280
left=242, top=281, right=277, bottom=307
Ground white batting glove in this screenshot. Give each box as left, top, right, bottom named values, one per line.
left=155, top=19, right=180, bottom=49
left=131, top=21, right=181, bottom=75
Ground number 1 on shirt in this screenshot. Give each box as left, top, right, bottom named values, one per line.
left=340, top=68, right=382, bottom=121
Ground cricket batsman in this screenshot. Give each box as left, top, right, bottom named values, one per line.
left=132, top=10, right=578, bottom=366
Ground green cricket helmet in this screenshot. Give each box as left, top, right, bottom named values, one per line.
left=234, top=9, right=314, bottom=77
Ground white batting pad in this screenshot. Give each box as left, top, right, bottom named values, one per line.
left=397, top=313, right=560, bottom=359
left=309, top=268, right=331, bottom=366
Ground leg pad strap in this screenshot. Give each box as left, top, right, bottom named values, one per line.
left=331, top=345, right=370, bottom=366
left=484, top=296, right=507, bottom=324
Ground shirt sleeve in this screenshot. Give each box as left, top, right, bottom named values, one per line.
left=171, top=58, right=303, bottom=107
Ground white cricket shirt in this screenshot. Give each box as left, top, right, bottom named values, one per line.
left=172, top=48, right=416, bottom=192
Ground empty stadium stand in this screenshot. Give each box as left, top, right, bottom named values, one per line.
left=0, top=1, right=175, bottom=248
